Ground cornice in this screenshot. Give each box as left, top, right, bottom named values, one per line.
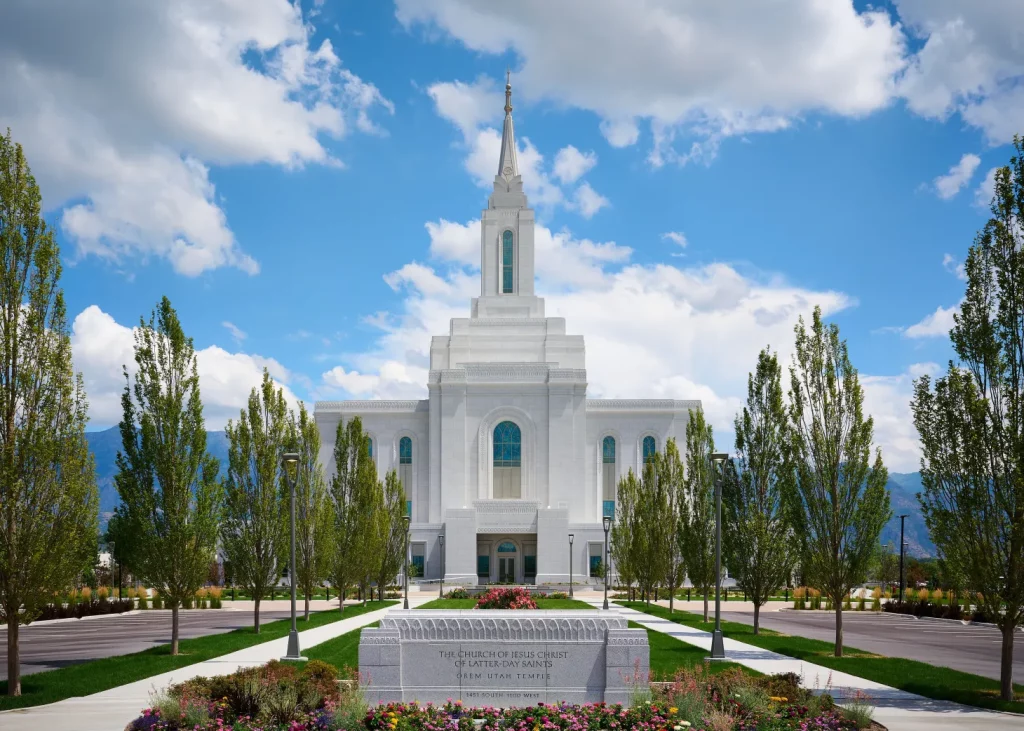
left=586, top=399, right=701, bottom=412
left=314, top=400, right=428, bottom=414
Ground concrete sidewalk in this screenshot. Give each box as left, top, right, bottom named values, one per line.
left=0, top=599, right=427, bottom=731
left=608, top=601, right=1024, bottom=731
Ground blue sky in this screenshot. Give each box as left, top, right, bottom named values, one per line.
left=2, top=0, right=1021, bottom=471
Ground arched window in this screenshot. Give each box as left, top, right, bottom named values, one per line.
left=399, top=437, right=413, bottom=518
left=497, top=541, right=516, bottom=553
left=602, top=436, right=616, bottom=519
left=367, top=438, right=374, bottom=458
left=501, top=230, right=514, bottom=294
left=642, top=435, right=656, bottom=464
left=493, top=420, right=522, bottom=498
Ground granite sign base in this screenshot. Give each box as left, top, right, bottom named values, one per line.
left=358, top=610, right=649, bottom=707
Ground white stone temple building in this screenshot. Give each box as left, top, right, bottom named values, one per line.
left=315, top=77, right=699, bottom=586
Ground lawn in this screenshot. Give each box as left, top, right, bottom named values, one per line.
left=416, top=598, right=596, bottom=610
left=618, top=601, right=1024, bottom=715
left=0, top=601, right=396, bottom=710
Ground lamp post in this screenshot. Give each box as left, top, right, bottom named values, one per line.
left=438, top=534, right=445, bottom=598
left=898, top=514, right=908, bottom=603
left=403, top=515, right=411, bottom=609
left=281, top=452, right=305, bottom=661
left=568, top=533, right=574, bottom=598
left=709, top=452, right=729, bottom=660
left=602, top=516, right=612, bottom=610
left=109, top=541, right=117, bottom=601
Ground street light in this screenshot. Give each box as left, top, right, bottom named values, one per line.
left=438, top=534, right=445, bottom=598
left=568, top=534, right=575, bottom=598
left=403, top=515, right=411, bottom=609
left=898, top=514, right=909, bottom=603
left=709, top=452, right=729, bottom=660
left=281, top=452, right=305, bottom=661
left=602, top=516, right=612, bottom=609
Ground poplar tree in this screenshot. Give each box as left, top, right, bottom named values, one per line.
left=610, top=469, right=641, bottom=600
left=723, top=347, right=797, bottom=634
left=114, top=297, right=222, bottom=655
left=290, top=402, right=332, bottom=619
left=911, top=136, right=1024, bottom=702
left=221, top=368, right=289, bottom=632
left=680, top=409, right=717, bottom=622
left=633, top=458, right=671, bottom=603
left=659, top=439, right=687, bottom=612
left=0, top=130, right=98, bottom=697
left=327, top=416, right=376, bottom=612
left=786, top=307, right=890, bottom=657
left=374, top=469, right=407, bottom=600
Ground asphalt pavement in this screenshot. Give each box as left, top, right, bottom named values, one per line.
left=0, top=608, right=292, bottom=680
left=719, top=608, right=1024, bottom=682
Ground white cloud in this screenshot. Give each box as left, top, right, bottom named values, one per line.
left=861, top=363, right=940, bottom=472
left=569, top=182, right=610, bottom=219
left=426, top=218, right=479, bottom=266
left=552, top=145, right=597, bottom=184
left=0, top=0, right=392, bottom=276
left=222, top=321, right=247, bottom=342
left=662, top=231, right=688, bottom=248
left=933, top=153, right=980, bottom=199
left=895, top=0, right=1024, bottom=145
left=425, top=77, right=496, bottom=137
left=975, top=167, right=999, bottom=209
left=942, top=253, right=966, bottom=281
left=904, top=303, right=960, bottom=338
left=72, top=305, right=300, bottom=429
left=398, top=0, right=906, bottom=163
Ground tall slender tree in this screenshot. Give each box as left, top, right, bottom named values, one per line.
left=610, top=469, right=641, bottom=600
left=680, top=408, right=717, bottom=622
left=785, top=307, right=890, bottom=657
left=290, top=402, right=333, bottom=619
left=114, top=297, right=222, bottom=655
left=911, top=136, right=1024, bottom=702
left=374, top=469, right=407, bottom=600
left=658, top=440, right=687, bottom=611
left=634, top=457, right=671, bottom=604
left=723, top=347, right=797, bottom=634
left=0, top=130, right=98, bottom=697
left=220, top=368, right=289, bottom=632
left=327, top=416, right=376, bottom=612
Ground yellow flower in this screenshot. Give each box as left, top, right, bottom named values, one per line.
left=669, top=708, right=678, bottom=715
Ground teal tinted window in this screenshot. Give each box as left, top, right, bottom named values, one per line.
left=399, top=436, right=412, bottom=464
left=367, top=439, right=373, bottom=458
left=524, top=555, right=536, bottom=576
left=406, top=500, right=412, bottom=518
left=493, top=421, right=521, bottom=467
left=590, top=555, right=602, bottom=577
left=502, top=230, right=514, bottom=293
left=642, top=436, right=656, bottom=463
left=497, top=541, right=516, bottom=553
left=603, top=500, right=615, bottom=520
left=477, top=555, right=490, bottom=575
left=411, top=555, right=424, bottom=575
left=602, top=436, right=615, bottom=463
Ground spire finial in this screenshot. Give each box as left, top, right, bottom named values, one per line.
left=504, top=68, right=513, bottom=114
left=497, top=70, right=519, bottom=179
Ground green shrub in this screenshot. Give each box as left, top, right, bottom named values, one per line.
left=443, top=588, right=470, bottom=599
left=152, top=594, right=163, bottom=609
left=549, top=591, right=569, bottom=600
left=137, top=593, right=149, bottom=610
left=857, top=596, right=866, bottom=611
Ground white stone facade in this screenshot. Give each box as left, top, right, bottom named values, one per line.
left=315, top=77, right=700, bottom=587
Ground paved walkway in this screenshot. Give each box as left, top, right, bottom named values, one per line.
left=0, top=599, right=430, bottom=731
left=607, top=602, right=1024, bottom=731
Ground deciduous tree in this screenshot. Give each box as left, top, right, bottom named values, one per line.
left=114, top=297, right=222, bottom=655
left=290, top=402, right=332, bottom=619
left=610, top=469, right=641, bottom=600
left=0, top=130, right=98, bottom=696
left=221, top=368, right=289, bottom=632
left=374, top=469, right=407, bottom=601
left=724, top=347, right=798, bottom=634
left=657, top=440, right=686, bottom=612
left=785, top=307, right=890, bottom=657
left=912, top=139, right=1024, bottom=697
left=680, top=409, right=717, bottom=622
left=327, top=416, right=376, bottom=611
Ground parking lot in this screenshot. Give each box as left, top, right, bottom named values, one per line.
left=720, top=608, right=1024, bottom=682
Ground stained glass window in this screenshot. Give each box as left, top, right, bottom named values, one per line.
left=497, top=541, right=516, bottom=553
left=367, top=438, right=373, bottom=458
left=502, top=230, right=514, bottom=293
left=602, top=436, right=615, bottom=463
left=493, top=421, right=521, bottom=467
left=642, top=435, right=656, bottom=463
left=399, top=436, right=412, bottom=464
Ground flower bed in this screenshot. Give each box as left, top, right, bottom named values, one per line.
left=127, top=661, right=874, bottom=731
left=475, top=586, right=537, bottom=609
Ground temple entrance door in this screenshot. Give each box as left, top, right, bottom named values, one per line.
left=498, top=557, right=515, bottom=583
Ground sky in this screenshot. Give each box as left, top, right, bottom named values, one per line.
left=1, top=0, right=1021, bottom=472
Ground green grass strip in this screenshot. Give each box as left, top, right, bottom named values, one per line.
left=416, top=598, right=597, bottom=610
left=617, top=601, right=1024, bottom=714
left=0, top=601, right=396, bottom=711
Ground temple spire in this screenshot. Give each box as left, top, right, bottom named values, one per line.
left=497, top=70, right=519, bottom=180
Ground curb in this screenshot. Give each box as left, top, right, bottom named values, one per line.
left=13, top=608, right=235, bottom=627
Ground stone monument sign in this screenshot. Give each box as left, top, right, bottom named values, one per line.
left=358, top=610, right=649, bottom=707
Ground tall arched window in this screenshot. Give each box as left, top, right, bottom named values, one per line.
left=642, top=435, right=656, bottom=464
left=501, top=230, right=514, bottom=294
left=399, top=437, right=412, bottom=518
left=367, top=438, right=374, bottom=458
left=602, top=436, right=616, bottom=519
left=493, top=420, right=522, bottom=498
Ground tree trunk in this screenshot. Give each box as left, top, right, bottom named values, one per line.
left=753, top=603, right=761, bottom=635
left=304, top=593, right=310, bottom=621
left=171, top=604, right=180, bottom=655
left=669, top=584, right=675, bottom=614
left=7, top=616, right=20, bottom=696
left=703, top=590, right=709, bottom=623
left=834, top=604, right=843, bottom=657
left=254, top=597, right=261, bottom=634
left=1000, top=621, right=1016, bottom=701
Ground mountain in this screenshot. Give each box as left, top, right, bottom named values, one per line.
left=879, top=472, right=934, bottom=557
left=86, top=426, right=231, bottom=527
